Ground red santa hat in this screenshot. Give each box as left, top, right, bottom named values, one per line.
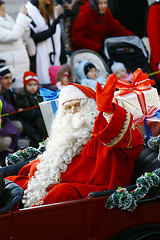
left=23, top=71, right=38, bottom=88
left=59, top=83, right=96, bottom=105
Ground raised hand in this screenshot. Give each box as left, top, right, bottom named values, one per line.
left=20, top=5, right=28, bottom=15
left=96, top=73, right=118, bottom=113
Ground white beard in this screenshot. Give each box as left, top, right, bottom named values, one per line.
left=22, top=98, right=98, bottom=207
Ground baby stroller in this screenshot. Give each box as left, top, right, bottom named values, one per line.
left=69, top=49, right=111, bottom=83
left=104, top=35, right=151, bottom=74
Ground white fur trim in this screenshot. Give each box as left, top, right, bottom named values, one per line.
left=25, top=75, right=38, bottom=81
left=59, top=85, right=88, bottom=105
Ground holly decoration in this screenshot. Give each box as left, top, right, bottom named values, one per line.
left=106, top=168, right=160, bottom=212
left=5, top=139, right=48, bottom=165
left=143, top=135, right=160, bottom=161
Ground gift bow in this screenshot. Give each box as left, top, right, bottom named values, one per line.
left=115, top=68, right=155, bottom=115
left=134, top=107, right=160, bottom=140
left=39, top=88, right=61, bottom=114
left=116, top=68, right=155, bottom=95
left=134, top=105, right=158, bottom=125
left=39, top=88, right=60, bottom=101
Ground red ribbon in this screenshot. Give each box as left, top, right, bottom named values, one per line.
left=134, top=105, right=158, bottom=125
left=115, top=68, right=155, bottom=115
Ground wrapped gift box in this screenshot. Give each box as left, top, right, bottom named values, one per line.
left=137, top=116, right=160, bottom=136
left=39, top=99, right=59, bottom=136
left=146, top=116, right=160, bottom=137
left=114, top=87, right=160, bottom=121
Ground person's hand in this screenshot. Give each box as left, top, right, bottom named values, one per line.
left=20, top=5, right=28, bottom=15
left=63, top=2, right=71, bottom=10
left=96, top=73, right=118, bottom=113
left=158, top=62, right=160, bottom=71
left=55, top=4, right=64, bottom=16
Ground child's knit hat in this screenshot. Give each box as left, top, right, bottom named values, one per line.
left=111, top=62, right=126, bottom=74
left=84, top=62, right=96, bottom=76
left=23, top=71, right=38, bottom=88
left=0, top=64, right=11, bottom=79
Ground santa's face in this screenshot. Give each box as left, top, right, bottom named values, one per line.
left=63, top=99, right=82, bottom=114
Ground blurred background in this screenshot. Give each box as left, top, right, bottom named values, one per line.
left=5, top=0, right=156, bottom=19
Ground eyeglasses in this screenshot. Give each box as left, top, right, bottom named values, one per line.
left=63, top=100, right=82, bottom=113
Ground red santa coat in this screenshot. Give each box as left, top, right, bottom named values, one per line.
left=7, top=104, right=143, bottom=206
left=71, top=2, right=133, bottom=52
left=147, top=3, right=160, bottom=82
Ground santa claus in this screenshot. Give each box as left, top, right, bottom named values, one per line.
left=7, top=74, right=143, bottom=208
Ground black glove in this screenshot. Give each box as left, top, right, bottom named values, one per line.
left=62, top=9, right=75, bottom=19
left=50, top=16, right=61, bottom=34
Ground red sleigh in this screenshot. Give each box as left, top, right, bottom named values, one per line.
left=1, top=145, right=160, bottom=240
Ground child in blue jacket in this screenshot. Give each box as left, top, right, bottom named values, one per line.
left=75, top=60, right=106, bottom=90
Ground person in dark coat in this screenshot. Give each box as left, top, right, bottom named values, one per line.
left=0, top=63, right=23, bottom=135
left=108, top=0, right=149, bottom=38
left=17, top=71, right=48, bottom=148
left=71, top=0, right=133, bottom=53
left=0, top=96, right=20, bottom=166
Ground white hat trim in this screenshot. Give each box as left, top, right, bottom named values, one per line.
left=59, top=85, right=88, bottom=105
left=25, top=75, right=38, bottom=81
left=0, top=66, right=8, bottom=72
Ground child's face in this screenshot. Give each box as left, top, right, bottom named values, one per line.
left=26, top=81, right=38, bottom=94
left=61, top=73, right=69, bottom=86
left=86, top=68, right=98, bottom=80
left=115, top=69, right=127, bottom=79
left=0, top=4, right=6, bottom=18
left=62, top=76, right=69, bottom=86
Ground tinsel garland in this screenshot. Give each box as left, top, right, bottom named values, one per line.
left=106, top=168, right=160, bottom=211
left=143, top=135, right=160, bottom=161
left=106, top=135, right=160, bottom=212
left=5, top=139, right=48, bottom=165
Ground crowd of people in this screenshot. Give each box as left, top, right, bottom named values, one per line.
left=0, top=0, right=160, bottom=208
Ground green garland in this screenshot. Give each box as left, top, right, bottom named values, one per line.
left=143, top=135, right=160, bottom=161
left=5, top=147, right=41, bottom=165
left=106, top=168, right=160, bottom=212
left=5, top=139, right=48, bottom=165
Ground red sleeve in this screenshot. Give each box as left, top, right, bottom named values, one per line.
left=93, top=104, right=143, bottom=160
left=147, top=4, right=160, bottom=64
left=71, top=9, right=101, bottom=52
